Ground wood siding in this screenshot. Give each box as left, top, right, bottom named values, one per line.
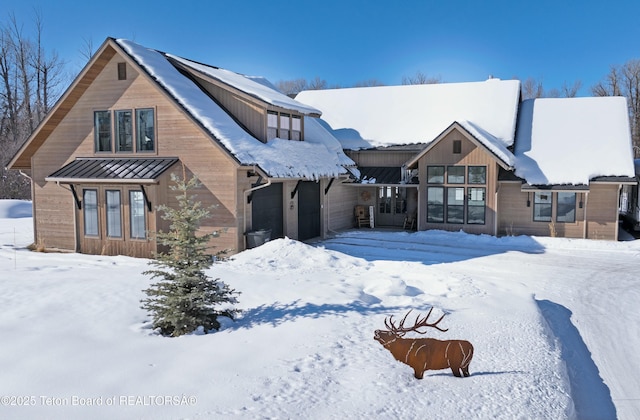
left=416, top=128, right=500, bottom=235
left=31, top=51, right=243, bottom=257
left=497, top=182, right=620, bottom=240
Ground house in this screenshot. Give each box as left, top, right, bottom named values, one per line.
left=8, top=38, right=355, bottom=257
left=8, top=38, right=637, bottom=259
left=297, top=83, right=637, bottom=241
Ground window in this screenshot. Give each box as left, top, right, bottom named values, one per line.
left=557, top=192, right=576, bottom=223
left=533, top=192, right=552, bottom=222
left=468, top=166, right=486, bottom=184
left=94, top=111, right=112, bottom=152
left=468, top=187, right=486, bottom=224
left=291, top=115, right=301, bottom=140
left=129, top=191, right=146, bottom=239
left=130, top=191, right=146, bottom=239
left=267, top=111, right=278, bottom=140
left=447, top=166, right=465, bottom=184
left=115, top=110, right=133, bottom=152
left=106, top=190, right=122, bottom=238
left=117, top=62, right=127, bottom=80
left=447, top=187, right=465, bottom=223
left=83, top=189, right=99, bottom=236
left=427, top=187, right=444, bottom=223
left=136, top=108, right=155, bottom=152
left=427, top=166, right=444, bottom=184
left=453, top=140, right=462, bottom=154
left=279, top=113, right=291, bottom=139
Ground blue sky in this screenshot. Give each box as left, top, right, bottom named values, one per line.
left=5, top=0, right=640, bottom=95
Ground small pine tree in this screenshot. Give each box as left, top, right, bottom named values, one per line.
left=141, top=172, right=240, bottom=337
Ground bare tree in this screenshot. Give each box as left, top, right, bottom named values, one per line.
left=592, top=60, right=640, bottom=157
left=307, top=76, right=328, bottom=90
left=522, top=77, right=545, bottom=99
left=353, top=78, right=385, bottom=87
left=0, top=11, right=65, bottom=199
left=402, top=71, right=441, bottom=85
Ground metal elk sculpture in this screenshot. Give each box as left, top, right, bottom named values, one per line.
left=374, top=308, right=474, bottom=379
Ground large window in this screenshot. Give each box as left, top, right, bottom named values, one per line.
left=556, top=192, right=576, bottom=223
left=533, top=192, right=552, bottom=222
left=427, top=187, right=444, bottom=223
left=83, top=189, right=99, bottom=236
left=94, top=111, right=112, bottom=152
left=106, top=190, right=122, bottom=238
left=426, top=166, right=487, bottom=225
left=130, top=191, right=146, bottom=239
left=136, top=109, right=155, bottom=152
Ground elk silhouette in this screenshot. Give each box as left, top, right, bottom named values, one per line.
left=374, top=308, right=474, bottom=379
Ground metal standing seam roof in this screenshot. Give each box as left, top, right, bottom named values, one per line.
left=357, top=167, right=403, bottom=184
left=45, top=157, right=179, bottom=183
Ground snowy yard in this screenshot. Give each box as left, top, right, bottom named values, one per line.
left=1, top=199, right=639, bottom=419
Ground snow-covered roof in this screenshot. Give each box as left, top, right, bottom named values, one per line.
left=116, top=39, right=351, bottom=180
left=514, top=97, right=636, bottom=185
left=296, top=79, right=521, bottom=150
left=167, top=54, right=322, bottom=116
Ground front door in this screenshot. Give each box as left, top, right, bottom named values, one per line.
left=377, top=187, right=407, bottom=226
left=298, top=181, right=321, bottom=241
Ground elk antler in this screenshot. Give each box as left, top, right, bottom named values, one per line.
left=384, top=308, right=449, bottom=337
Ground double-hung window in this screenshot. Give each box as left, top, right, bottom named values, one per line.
left=468, top=187, right=486, bottom=224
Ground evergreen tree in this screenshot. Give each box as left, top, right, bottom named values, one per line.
left=141, top=172, right=240, bottom=337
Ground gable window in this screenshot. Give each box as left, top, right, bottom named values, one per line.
left=468, top=187, right=486, bottom=224
left=106, top=190, right=122, bottom=238
left=468, top=166, right=486, bottom=184
left=446, top=187, right=465, bottom=223
left=453, top=140, right=462, bottom=154
left=533, top=192, right=552, bottom=222
left=115, top=110, right=133, bottom=152
left=427, top=187, right=444, bottom=223
left=94, top=111, right=112, bottom=152
left=83, top=189, right=99, bottom=236
left=130, top=190, right=146, bottom=239
left=136, top=108, right=155, bottom=152
left=447, top=166, right=465, bottom=184
left=427, top=166, right=444, bottom=184
left=556, top=192, right=576, bottom=223
left=117, top=62, right=127, bottom=80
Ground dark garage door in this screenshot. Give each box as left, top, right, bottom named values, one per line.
left=298, top=181, right=321, bottom=241
left=252, top=183, right=283, bottom=238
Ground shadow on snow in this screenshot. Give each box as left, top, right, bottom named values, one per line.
left=317, top=230, right=545, bottom=265
left=536, top=299, right=616, bottom=420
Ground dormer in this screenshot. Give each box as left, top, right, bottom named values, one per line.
left=167, top=55, right=320, bottom=143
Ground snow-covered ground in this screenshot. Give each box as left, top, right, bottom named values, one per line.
left=1, top=199, right=639, bottom=419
